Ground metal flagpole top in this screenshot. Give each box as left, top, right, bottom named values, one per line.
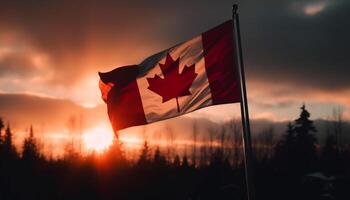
left=232, top=4, right=238, bottom=14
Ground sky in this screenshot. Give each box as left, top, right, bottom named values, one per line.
left=0, top=0, right=349, bottom=154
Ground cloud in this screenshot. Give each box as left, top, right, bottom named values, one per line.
left=0, top=46, right=50, bottom=78
left=0, top=0, right=169, bottom=88
left=0, top=0, right=349, bottom=120
left=1, top=92, right=349, bottom=153
left=248, top=80, right=350, bottom=107
left=0, top=93, right=108, bottom=132
left=303, top=1, right=328, bottom=15
left=245, top=80, right=350, bottom=121
left=237, top=0, right=350, bottom=91
left=2, top=1, right=347, bottom=89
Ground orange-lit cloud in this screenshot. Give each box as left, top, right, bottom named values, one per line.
left=304, top=1, right=328, bottom=16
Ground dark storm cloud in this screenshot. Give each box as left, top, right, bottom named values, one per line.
left=0, top=0, right=349, bottom=91
left=159, top=0, right=350, bottom=91
left=141, top=0, right=350, bottom=92
left=238, top=0, right=350, bottom=91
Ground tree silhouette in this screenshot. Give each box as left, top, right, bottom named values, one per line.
left=0, top=107, right=349, bottom=200
left=331, top=107, right=344, bottom=151
left=229, top=119, right=242, bottom=168
left=320, top=133, right=338, bottom=174
left=103, top=137, right=126, bottom=165
left=138, top=141, right=151, bottom=166
left=0, top=115, right=347, bottom=200
left=191, top=120, right=198, bottom=167
left=165, top=124, right=175, bottom=161
left=262, top=126, right=275, bottom=160
left=199, top=144, right=208, bottom=167
left=274, top=105, right=318, bottom=174
left=0, top=117, right=4, bottom=159
left=274, top=122, right=296, bottom=171
left=153, top=147, right=167, bottom=169
left=173, top=154, right=181, bottom=168
left=0, top=117, right=4, bottom=142
left=182, top=154, right=189, bottom=168
left=294, top=104, right=318, bottom=173
left=3, top=123, right=18, bottom=161
left=22, top=125, right=40, bottom=163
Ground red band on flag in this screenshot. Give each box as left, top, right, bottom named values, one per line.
left=99, top=66, right=147, bottom=131
left=202, top=20, right=241, bottom=104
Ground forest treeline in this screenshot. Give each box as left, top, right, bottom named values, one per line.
left=0, top=105, right=349, bottom=200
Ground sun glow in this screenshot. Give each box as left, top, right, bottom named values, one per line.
left=83, top=125, right=114, bottom=153
left=304, top=1, right=328, bottom=16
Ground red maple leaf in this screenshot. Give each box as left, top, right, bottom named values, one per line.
left=147, top=53, right=197, bottom=112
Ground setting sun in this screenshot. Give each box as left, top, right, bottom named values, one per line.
left=83, top=125, right=114, bottom=153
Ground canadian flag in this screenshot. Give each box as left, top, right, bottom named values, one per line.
left=99, top=20, right=241, bottom=131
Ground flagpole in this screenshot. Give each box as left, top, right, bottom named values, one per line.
left=232, top=4, right=255, bottom=200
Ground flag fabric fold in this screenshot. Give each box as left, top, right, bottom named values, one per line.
left=99, top=20, right=241, bottom=131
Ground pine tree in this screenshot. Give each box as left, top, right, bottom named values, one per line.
left=294, top=104, right=318, bottom=172
left=138, top=141, right=150, bottom=166
left=104, top=138, right=125, bottom=164
left=274, top=122, right=296, bottom=170
left=3, top=123, right=18, bottom=161
left=277, top=123, right=295, bottom=154
left=22, top=125, right=40, bottom=162
left=182, top=154, right=189, bottom=168
left=173, top=154, right=181, bottom=168
left=274, top=105, right=318, bottom=174
left=0, top=117, right=4, bottom=143
left=0, top=117, right=4, bottom=160
left=99, top=137, right=127, bottom=172
left=153, top=147, right=166, bottom=166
